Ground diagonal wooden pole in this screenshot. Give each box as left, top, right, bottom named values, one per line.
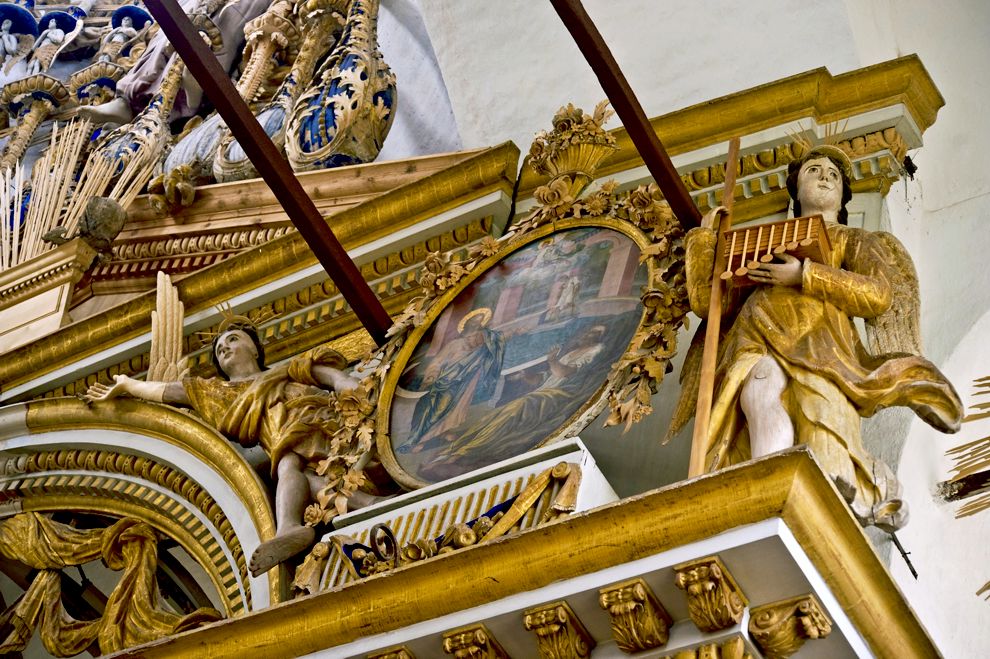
left=143, top=0, right=392, bottom=345
left=688, top=137, right=740, bottom=477
left=548, top=0, right=702, bottom=228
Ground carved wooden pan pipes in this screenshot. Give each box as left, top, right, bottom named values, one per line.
left=720, top=214, right=832, bottom=285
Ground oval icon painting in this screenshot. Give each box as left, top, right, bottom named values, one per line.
left=388, top=226, right=647, bottom=484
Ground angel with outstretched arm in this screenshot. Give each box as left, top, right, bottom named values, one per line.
left=671, top=144, right=963, bottom=532
left=85, top=275, right=371, bottom=576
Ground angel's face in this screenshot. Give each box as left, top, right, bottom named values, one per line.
left=2, top=20, right=11, bottom=31
left=215, top=329, right=261, bottom=378
left=122, top=16, right=132, bottom=27
left=796, top=157, right=843, bottom=216
left=47, top=19, right=56, bottom=29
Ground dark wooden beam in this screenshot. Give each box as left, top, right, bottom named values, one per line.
left=549, top=0, right=702, bottom=228
left=143, top=0, right=393, bottom=345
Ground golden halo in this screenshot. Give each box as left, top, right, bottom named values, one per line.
left=457, top=307, right=492, bottom=333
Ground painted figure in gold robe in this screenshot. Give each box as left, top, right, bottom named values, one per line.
left=85, top=322, right=362, bottom=576
left=681, top=145, right=963, bottom=531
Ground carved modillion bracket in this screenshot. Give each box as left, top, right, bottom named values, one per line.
left=673, top=555, right=748, bottom=633
left=367, top=646, right=416, bottom=659
left=523, top=600, right=595, bottom=659
left=598, top=577, right=673, bottom=653
left=748, top=594, right=833, bottom=659
left=659, top=636, right=754, bottom=659
left=441, top=624, right=509, bottom=659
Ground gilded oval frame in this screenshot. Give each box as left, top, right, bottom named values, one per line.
left=375, top=213, right=676, bottom=490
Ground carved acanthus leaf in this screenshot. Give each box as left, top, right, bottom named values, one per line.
left=674, top=556, right=748, bottom=633
left=598, top=578, right=673, bottom=653
left=748, top=594, right=832, bottom=659
left=523, top=601, right=595, bottom=659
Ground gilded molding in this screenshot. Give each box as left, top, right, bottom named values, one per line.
left=674, top=556, right=748, bottom=633
left=1, top=143, right=518, bottom=395
left=523, top=601, right=595, bottom=659
left=659, top=636, right=753, bottom=659
left=441, top=624, right=509, bottom=659
left=518, top=55, right=943, bottom=197
left=322, top=461, right=579, bottom=588
left=107, top=450, right=940, bottom=658
left=0, top=238, right=97, bottom=311
left=0, top=448, right=249, bottom=607
left=748, top=594, right=832, bottom=659
left=367, top=647, right=416, bottom=659
left=598, top=577, right=673, bottom=653
left=21, top=397, right=279, bottom=603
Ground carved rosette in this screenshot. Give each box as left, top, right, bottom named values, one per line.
left=673, top=556, right=748, bottom=633
left=523, top=601, right=595, bottom=659
left=748, top=594, right=832, bottom=659
left=368, top=646, right=416, bottom=659
left=598, top=578, right=672, bottom=653
left=441, top=624, right=509, bottom=659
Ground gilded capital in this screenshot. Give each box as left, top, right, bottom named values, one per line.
left=673, top=556, right=748, bottom=633
left=598, top=577, right=672, bottom=653
left=523, top=601, right=595, bottom=659
left=368, top=647, right=416, bottom=659
left=441, top=624, right=509, bottom=659
left=748, top=594, right=832, bottom=659
left=658, top=636, right=753, bottom=659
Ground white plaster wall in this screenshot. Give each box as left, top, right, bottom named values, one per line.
left=417, top=0, right=861, bottom=155
left=376, top=0, right=463, bottom=160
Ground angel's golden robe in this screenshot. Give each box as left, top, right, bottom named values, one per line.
left=686, top=222, right=962, bottom=530
left=182, top=347, right=344, bottom=476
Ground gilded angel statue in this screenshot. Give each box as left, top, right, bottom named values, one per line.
left=675, top=144, right=963, bottom=531
left=85, top=273, right=377, bottom=576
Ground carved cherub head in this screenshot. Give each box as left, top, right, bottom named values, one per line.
left=786, top=145, right=853, bottom=225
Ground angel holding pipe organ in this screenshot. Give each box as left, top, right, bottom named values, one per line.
left=673, top=143, right=964, bottom=531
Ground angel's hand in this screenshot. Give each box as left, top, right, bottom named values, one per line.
left=747, top=253, right=803, bottom=287
left=701, top=206, right=728, bottom=230
left=547, top=345, right=562, bottom=360
left=83, top=374, right=133, bottom=403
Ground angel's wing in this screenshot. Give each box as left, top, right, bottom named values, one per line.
left=148, top=271, right=187, bottom=382
left=3, top=34, right=35, bottom=74
left=864, top=231, right=923, bottom=356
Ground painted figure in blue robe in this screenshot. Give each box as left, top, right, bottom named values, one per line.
left=407, top=307, right=505, bottom=446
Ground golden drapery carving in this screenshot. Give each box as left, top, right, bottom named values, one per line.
left=681, top=220, right=963, bottom=530
left=0, top=512, right=221, bottom=657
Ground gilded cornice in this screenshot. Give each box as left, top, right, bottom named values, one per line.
left=0, top=239, right=97, bottom=310
left=0, top=143, right=518, bottom=396
left=115, top=449, right=938, bottom=658
left=518, top=55, right=942, bottom=198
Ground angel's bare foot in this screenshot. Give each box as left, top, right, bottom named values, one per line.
left=249, top=526, right=315, bottom=577
left=77, top=97, right=133, bottom=125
